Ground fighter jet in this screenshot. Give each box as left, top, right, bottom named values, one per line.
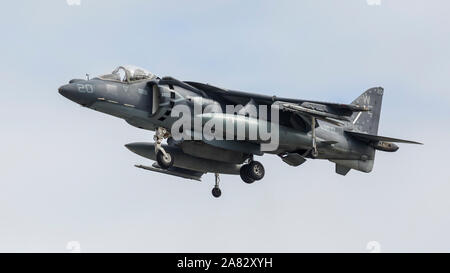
left=58, top=65, right=422, bottom=198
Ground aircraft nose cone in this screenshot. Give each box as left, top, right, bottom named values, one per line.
left=58, top=83, right=93, bottom=106
left=58, top=84, right=76, bottom=99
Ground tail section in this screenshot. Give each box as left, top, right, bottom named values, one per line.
left=335, top=87, right=422, bottom=176
left=350, top=87, right=384, bottom=134
left=333, top=87, right=383, bottom=176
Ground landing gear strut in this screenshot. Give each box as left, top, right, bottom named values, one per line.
left=212, top=173, right=222, bottom=198
left=311, top=117, right=319, bottom=158
left=239, top=156, right=265, bottom=183
left=154, top=127, right=174, bottom=169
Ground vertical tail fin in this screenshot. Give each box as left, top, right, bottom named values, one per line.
left=334, top=87, right=383, bottom=175
left=350, top=87, right=384, bottom=135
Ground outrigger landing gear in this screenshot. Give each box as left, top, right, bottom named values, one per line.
left=311, top=117, right=319, bottom=158
left=212, top=173, right=222, bottom=198
left=154, top=127, right=174, bottom=169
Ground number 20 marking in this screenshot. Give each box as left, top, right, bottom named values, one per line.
left=77, top=84, right=94, bottom=93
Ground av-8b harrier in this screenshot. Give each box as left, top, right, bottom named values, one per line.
left=59, top=65, right=421, bottom=198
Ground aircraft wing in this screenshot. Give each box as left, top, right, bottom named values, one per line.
left=276, top=101, right=350, bottom=126
left=184, top=81, right=369, bottom=116
left=135, top=163, right=205, bottom=181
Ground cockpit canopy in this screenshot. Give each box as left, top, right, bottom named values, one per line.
left=99, top=65, right=157, bottom=83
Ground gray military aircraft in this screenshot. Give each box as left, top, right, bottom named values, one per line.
left=59, top=65, right=422, bottom=198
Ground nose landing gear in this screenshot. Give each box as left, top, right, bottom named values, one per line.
left=154, top=127, right=174, bottom=169
left=156, top=150, right=174, bottom=169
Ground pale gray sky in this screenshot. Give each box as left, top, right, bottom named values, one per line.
left=0, top=0, right=449, bottom=252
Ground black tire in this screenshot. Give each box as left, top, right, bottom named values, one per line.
left=156, top=150, right=174, bottom=169
left=240, top=165, right=255, bottom=184
left=212, top=187, right=221, bottom=198
left=248, top=161, right=265, bottom=180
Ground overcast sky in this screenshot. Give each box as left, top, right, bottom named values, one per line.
left=0, top=0, right=449, bottom=252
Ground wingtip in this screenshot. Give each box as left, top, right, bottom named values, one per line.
left=407, top=141, right=423, bottom=145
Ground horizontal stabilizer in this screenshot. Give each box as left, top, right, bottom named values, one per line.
left=345, top=131, right=423, bottom=144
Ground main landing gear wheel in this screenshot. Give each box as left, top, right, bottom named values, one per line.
left=240, top=165, right=255, bottom=184
left=240, top=161, right=265, bottom=183
left=247, top=161, right=265, bottom=181
left=212, top=173, right=222, bottom=198
left=156, top=150, right=174, bottom=169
